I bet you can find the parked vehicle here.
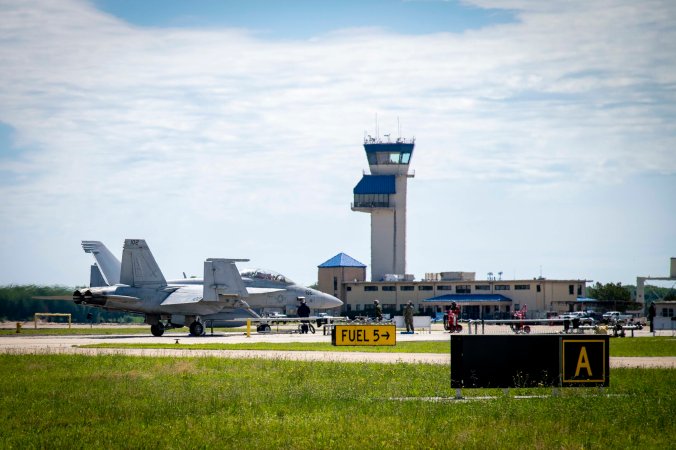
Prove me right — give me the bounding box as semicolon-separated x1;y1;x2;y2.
602;311;632;323
558;311;595;325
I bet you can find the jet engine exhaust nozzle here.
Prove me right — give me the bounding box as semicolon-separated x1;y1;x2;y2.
73;290;84;304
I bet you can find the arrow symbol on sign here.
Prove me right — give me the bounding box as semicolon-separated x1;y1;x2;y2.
382;331;390;340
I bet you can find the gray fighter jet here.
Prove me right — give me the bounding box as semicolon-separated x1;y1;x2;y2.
79;240;342;336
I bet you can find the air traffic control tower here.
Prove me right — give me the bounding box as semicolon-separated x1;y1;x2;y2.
352;135;415;281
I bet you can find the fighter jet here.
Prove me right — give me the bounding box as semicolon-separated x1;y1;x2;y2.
79;240;342;335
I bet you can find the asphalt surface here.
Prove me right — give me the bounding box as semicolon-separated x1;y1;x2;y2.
1;325;674;368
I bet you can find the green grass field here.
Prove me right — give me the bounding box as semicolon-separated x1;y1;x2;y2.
82;337;676;356
0;354;673;449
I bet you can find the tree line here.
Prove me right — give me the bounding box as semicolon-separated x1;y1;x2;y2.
0;285;140;323
586;282;676;312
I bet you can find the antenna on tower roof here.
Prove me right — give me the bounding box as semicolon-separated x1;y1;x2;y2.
397;116;401;140
375;112;379;140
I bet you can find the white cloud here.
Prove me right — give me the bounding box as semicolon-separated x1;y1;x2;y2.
0;0;674;286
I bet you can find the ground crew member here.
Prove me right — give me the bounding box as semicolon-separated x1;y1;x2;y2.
373;299;383;321
297;296;311;333
648;302;656;333
404;301;415;333
447;302;460;332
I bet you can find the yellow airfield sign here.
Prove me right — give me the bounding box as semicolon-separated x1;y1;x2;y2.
332;324;396;346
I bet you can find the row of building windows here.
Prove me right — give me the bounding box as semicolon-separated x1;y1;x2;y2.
357;283;580;295
362;284;541;292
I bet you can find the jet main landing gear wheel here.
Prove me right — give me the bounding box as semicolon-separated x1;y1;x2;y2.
189;321;205;336
150;323;165;337
256;324;271;333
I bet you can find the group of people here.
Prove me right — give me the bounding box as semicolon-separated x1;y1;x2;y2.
373;299;465;333
371;299;418;333
297;297;417;334
300;297;660;336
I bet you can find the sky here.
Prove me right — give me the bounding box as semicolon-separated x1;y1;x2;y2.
0;0;674;289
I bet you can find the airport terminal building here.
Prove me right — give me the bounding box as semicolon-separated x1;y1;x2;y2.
317;134;589;319
318;254;587;319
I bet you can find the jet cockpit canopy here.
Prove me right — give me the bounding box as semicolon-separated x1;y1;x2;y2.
240;268;293;285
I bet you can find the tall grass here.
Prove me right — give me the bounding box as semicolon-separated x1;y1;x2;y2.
0;354;673;449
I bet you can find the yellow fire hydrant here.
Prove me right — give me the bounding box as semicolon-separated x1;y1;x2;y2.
16;322;22;334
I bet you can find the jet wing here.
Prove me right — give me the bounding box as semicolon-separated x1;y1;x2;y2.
246;287;285;295
160;287;252;309
160;295;203;306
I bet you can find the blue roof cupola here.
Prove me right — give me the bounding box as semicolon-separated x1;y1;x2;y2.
318;253;367;268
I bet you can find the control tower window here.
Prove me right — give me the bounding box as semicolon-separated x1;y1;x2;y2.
368;152;412;165
354;193;390;208
376;153;391;165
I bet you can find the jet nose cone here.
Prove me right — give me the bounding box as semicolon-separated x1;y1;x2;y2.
305;288;342;309
320;292;343;308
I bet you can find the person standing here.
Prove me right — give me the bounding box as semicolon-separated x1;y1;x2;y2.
297;297;311;333
404;301;415;333
373;299;383;322
447;302;460;332
648;302;656;333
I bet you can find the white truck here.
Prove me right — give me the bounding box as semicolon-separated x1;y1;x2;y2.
602;311;633;323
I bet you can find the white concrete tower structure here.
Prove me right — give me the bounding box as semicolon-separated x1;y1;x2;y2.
352;135;415;281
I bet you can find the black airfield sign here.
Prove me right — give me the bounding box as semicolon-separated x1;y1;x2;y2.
451;335;609;388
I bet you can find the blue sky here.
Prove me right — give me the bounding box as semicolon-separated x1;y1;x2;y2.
0;0;674;289
93;0;516;36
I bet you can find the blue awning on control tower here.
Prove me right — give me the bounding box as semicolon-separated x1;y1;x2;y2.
353;175;395;194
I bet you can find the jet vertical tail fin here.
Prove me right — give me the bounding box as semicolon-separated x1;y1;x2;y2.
203;258;249;301
89;264;108;287
120;239;166;288
82;241;121;285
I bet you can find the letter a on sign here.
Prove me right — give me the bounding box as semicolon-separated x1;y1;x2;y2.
562;338;607;385
575;346;592;377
